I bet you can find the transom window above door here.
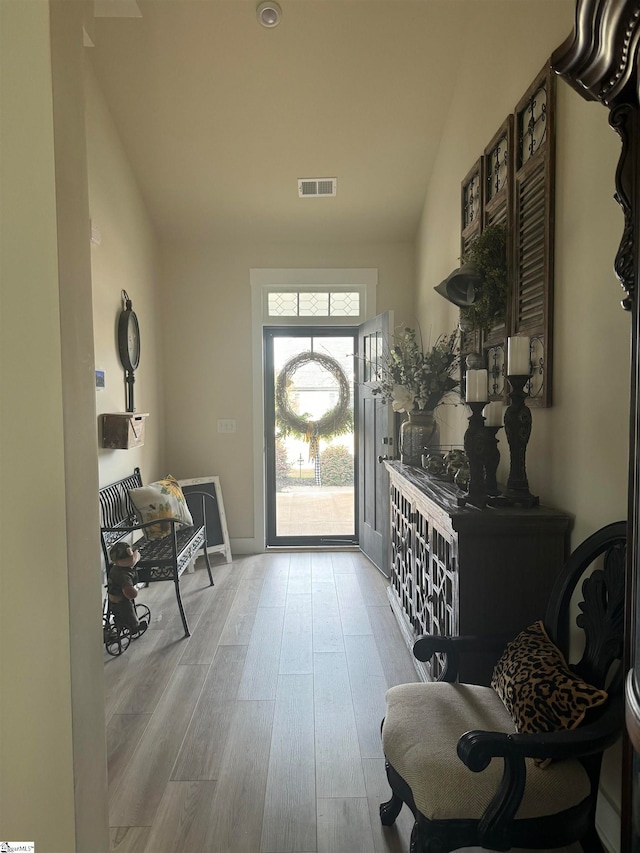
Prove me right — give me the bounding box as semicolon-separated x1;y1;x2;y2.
267;290;361;318
251;268;377;327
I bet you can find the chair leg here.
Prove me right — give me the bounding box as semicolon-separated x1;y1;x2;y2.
379;792;404;826
174;575;190;637
410;820;426;853
202;542;215;587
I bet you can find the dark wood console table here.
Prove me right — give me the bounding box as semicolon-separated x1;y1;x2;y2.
385;461;572;686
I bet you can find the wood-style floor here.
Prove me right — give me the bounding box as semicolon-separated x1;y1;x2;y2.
105;551;579;853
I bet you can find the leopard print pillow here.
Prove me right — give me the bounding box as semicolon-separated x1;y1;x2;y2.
491;621;608;762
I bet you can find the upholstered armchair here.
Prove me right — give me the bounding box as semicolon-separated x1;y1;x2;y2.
380;522;626;853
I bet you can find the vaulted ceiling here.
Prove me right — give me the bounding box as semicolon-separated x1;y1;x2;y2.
88;0;478;245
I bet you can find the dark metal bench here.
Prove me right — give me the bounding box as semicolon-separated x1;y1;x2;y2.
99;467;214;637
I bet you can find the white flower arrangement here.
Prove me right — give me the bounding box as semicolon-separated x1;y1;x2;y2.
373;326;460;413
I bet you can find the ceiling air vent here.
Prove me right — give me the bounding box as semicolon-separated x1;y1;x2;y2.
298;177;337;198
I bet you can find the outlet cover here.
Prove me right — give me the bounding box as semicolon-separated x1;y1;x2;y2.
217;419;236;433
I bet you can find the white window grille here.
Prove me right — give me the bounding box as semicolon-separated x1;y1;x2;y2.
251;269;376;327
266;290;360;318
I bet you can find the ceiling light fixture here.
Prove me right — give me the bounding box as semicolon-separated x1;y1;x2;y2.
257;1;281;28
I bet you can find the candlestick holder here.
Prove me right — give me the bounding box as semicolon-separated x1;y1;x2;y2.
501;374;539;507
483;425;502;497
457;401;487;509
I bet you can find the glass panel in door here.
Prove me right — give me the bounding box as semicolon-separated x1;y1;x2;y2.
265;328;356;546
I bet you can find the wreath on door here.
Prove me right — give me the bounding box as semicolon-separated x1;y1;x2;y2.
275;351;353;459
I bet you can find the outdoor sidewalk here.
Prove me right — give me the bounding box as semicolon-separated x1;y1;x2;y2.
276;486;355;536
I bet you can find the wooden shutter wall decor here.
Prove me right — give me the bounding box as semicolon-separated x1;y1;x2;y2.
460;63;556;408
460;158;483;364
513;66;556;407
484;116;513;399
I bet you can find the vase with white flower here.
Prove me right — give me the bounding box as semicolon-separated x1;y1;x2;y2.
372;326;461;465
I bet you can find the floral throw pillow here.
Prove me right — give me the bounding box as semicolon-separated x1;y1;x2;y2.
491;620;608;766
128;475;193;540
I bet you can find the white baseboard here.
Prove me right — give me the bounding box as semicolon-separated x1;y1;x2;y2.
596;788;620;853
230;537;262;555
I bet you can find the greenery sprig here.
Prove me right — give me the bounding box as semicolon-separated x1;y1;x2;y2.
461;223;508;332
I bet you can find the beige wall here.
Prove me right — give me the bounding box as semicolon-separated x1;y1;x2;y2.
86;62;165;488
159;241;414;542
0;3;75;846
1;1;109;850
413;1;628;843
537;83;627;541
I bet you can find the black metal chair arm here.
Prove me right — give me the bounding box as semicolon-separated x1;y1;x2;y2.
412;633;512;682
455;694;621;852
101;517;189;534
413;633;511;660
459;694;623;773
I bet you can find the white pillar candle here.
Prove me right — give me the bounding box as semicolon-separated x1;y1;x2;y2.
483;400;504;427
507;336;531;375
465;369;488;402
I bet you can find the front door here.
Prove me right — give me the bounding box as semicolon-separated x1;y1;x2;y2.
264;327;357;547
357;312;395;573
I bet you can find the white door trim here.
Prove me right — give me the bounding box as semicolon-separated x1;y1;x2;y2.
240;269;377;554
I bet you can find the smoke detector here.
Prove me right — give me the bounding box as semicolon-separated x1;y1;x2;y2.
298;177;337;198
257;1;281;28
